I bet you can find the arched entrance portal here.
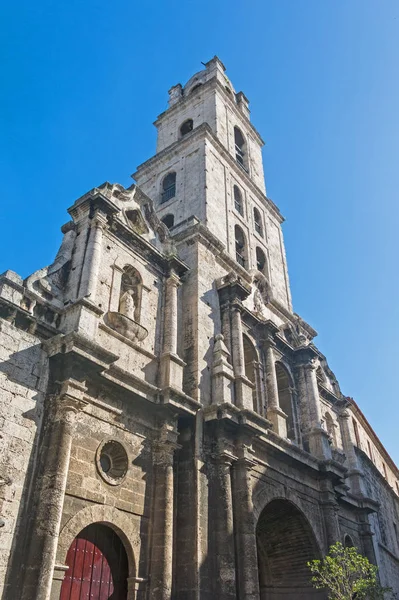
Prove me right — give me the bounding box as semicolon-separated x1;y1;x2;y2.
60;523;128;600
256;499;324;599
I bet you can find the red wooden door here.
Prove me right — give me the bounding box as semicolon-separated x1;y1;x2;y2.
60;524;128;600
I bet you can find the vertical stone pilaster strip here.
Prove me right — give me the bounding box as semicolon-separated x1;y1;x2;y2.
163;271;180;356
149;442;177;600
231;307;245;377
321;501;341;548
23;385;87;600
304;362;322;428
263;341;279;411
79;214;105;300
212;454;236;599
232;458;260;600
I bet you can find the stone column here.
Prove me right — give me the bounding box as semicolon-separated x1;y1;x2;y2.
231;306;245;377
23;380;87;600
296;357;331;459
162;270;180;355
149;437;179;600
359;517;377;565
160;271;185;389
320;484;341;548
232;457;260;600
78;212;106;301
263;339;287;438
212;453;236;599
339;409;365;495
220;301;232;356
231;306;254;410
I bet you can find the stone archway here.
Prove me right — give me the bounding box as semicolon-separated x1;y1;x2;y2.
60;523;128;600
256;499;325;599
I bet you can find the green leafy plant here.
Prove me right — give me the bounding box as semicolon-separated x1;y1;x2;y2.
307;542;396;600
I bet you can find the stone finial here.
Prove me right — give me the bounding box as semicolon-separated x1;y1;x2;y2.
236;91;250;120
168;84;183;107
213;334;232;369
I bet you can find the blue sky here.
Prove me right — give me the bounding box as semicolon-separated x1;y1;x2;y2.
1;1;399;463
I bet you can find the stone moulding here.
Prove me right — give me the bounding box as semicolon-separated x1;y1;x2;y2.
104;311;148;343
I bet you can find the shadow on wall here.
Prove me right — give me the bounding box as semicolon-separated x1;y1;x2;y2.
0;343;47;600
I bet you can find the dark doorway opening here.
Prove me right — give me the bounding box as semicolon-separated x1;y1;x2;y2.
257;499;324;599
60;523;128;600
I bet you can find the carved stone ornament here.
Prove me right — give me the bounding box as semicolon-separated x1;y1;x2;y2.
104;311;148;343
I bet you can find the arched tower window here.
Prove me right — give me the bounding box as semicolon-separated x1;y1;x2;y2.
234;126;247;171
253;207;263;236
325;412;337;447
256;247;267;275
180;119;193;136
161;214;174;229
119;265;142;323
161;172;176;203
275;362;296;441
233;185;244;216
344;534;354;548
243;335;258;413
234;225;247;268
190;83;202;94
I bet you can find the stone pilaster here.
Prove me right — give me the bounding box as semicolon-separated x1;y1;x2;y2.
23;380;87;600
160;271;185;389
78;212;107;301
263;337;287;438
295;352;331;459
231;306;254;410
149;429;179;600
359;516;377;565
211;452;236;599
339;409;366;495
320;484;341;548
232;455;260;600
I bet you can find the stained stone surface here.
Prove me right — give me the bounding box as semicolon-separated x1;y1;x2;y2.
0;57;398;600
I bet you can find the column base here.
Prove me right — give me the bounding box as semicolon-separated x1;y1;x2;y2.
267;406;288;438
160;352;186;389
306;427;332;460
235;375;255;411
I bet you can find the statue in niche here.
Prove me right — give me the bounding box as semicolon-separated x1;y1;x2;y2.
119;288;136;320
119;266;142;323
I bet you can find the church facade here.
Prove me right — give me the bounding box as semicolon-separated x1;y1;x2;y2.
0;57;398;600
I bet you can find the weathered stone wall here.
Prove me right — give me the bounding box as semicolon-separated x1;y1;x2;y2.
359;451;399;591
0;319;48;598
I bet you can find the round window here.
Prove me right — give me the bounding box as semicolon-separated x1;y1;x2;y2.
96;440;128;485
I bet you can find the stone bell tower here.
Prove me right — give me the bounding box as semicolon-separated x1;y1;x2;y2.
134;56;292;314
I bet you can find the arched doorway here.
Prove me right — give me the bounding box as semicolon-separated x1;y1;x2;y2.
256;499;324;599
60;523;128;600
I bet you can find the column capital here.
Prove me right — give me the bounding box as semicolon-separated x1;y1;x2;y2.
166;269;181;287
212;451;237;467
53;379;88;423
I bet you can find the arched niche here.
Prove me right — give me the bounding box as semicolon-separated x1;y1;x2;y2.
256;499;323;599
275;362;296;442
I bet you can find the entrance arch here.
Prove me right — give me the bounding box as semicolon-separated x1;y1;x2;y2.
60;523;128;600
256;499;324;599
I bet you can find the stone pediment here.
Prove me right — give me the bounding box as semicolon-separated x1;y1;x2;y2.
97;182;173;253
